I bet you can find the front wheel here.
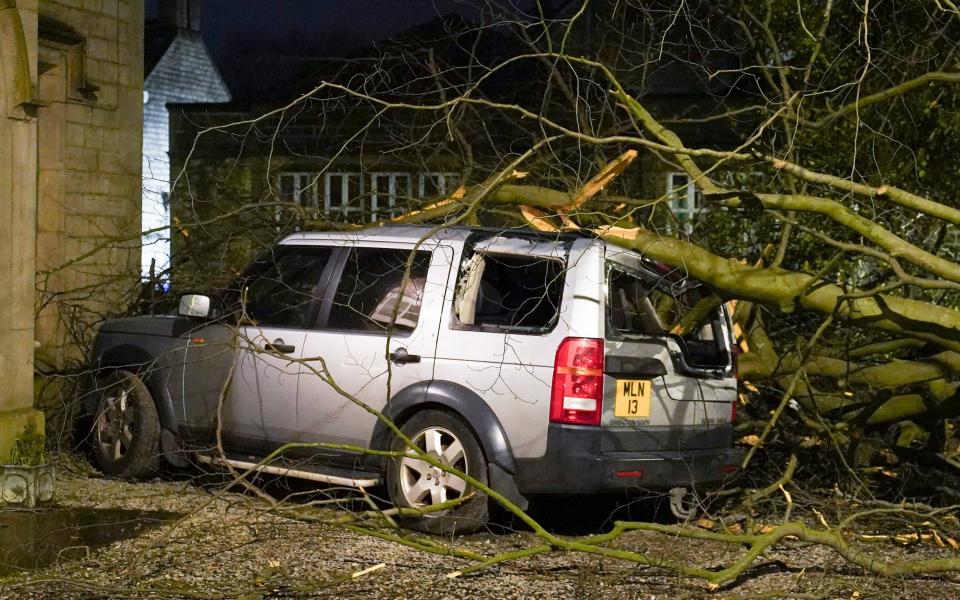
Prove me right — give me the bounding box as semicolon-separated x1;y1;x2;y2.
91;370;161;478
386;410;489;534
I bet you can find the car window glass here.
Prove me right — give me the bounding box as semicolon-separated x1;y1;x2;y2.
243;247;332;328
454;252;564;331
607;265;729;367
607;268;667;335
328;248;431;333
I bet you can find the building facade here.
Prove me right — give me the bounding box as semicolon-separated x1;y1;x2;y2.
162;8;751;291
0;0;143;460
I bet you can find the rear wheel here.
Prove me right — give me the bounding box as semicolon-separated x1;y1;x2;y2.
91;370;161;478
386;410;489;534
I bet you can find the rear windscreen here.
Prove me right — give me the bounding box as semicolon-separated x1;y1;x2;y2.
607;264;730;369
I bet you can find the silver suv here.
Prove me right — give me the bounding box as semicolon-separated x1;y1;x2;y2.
87;226;741;532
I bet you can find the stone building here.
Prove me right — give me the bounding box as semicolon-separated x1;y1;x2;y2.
163;9;750;289
142;0;229;280
0;0;143;461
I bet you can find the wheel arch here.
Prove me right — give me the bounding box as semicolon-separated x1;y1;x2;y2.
90;345;177;433
369;380;517;474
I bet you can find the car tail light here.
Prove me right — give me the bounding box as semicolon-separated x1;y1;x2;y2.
550;337;604;426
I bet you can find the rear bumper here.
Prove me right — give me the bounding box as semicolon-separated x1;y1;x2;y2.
513;424;743;494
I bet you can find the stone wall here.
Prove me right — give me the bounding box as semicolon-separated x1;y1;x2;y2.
33;0;144;370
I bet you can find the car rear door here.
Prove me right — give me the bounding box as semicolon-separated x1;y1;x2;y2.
602;252;737;452
296;241;454;451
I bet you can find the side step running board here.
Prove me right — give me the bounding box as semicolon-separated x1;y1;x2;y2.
196;454;380;488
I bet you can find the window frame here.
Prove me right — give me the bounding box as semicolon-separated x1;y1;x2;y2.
275;172;320;212
665;172;701;234
230;244;340;331
369;172;412;221
274;170;463;222
317;244;434;338
447;244;568;336
323;172;365;220
417;172;461;198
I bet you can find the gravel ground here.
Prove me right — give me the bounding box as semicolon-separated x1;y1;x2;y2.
1;459;959;599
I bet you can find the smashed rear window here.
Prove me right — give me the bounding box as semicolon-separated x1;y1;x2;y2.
453;238;566;333
607;263;730;369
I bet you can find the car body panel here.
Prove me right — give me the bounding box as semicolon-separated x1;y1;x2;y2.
296;240;455;450
88;225;740;497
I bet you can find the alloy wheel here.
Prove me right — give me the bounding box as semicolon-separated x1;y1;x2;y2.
96;385;136;462
398;426;469;507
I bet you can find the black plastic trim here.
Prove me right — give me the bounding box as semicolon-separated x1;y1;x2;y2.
94;345;178;433
309;246;348;329
605;355;668;377
514;423;743;494
368;380;517;474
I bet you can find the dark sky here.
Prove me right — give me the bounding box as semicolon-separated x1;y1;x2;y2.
146;1;489;62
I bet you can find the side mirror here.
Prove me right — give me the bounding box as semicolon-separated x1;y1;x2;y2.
178;294;212;318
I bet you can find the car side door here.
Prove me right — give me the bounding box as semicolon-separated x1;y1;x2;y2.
296;242;453;453
224;245;337;453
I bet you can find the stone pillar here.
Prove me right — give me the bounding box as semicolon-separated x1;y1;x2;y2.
0;0;44;463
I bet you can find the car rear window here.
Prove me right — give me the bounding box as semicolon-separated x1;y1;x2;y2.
453;251;565;333
607;263;730;369
328;248;431;334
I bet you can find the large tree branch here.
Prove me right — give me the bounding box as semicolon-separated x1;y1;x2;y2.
766;155;960;226
815;71;960;126
717;192;960;284
595;225;960;352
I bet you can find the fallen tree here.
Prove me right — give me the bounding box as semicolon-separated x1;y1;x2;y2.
36;1;960;593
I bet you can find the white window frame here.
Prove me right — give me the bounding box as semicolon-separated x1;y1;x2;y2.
276;172;320;211
324;172;365;219
277;170;464;222
369;172;412;221
417;172;461;198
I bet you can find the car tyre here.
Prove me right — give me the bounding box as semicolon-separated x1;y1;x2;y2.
386;410;489;534
91;370;161;478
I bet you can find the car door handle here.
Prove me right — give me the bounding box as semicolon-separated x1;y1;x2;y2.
263;339;296;354
389;347;420;365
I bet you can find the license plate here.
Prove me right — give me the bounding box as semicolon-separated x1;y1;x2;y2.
614;379;652;418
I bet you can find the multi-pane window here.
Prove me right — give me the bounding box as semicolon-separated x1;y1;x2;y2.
276;172;320;211
275;170;461;223
418;172;461;198
324;172;364;220
666;172;701;233
370;173;411;221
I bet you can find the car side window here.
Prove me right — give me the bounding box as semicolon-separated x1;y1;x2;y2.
327;247;431;334
453;252;565;332
243;247;333;328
